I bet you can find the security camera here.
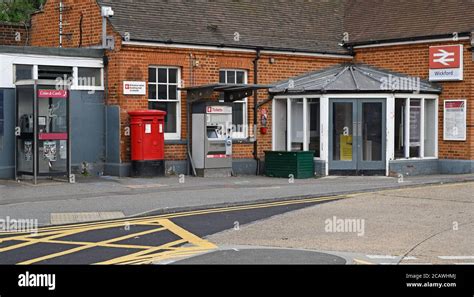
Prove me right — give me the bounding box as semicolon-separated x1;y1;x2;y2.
101;6;114;18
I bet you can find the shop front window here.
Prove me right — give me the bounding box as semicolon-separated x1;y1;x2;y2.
273;97;320;157
394;98;437;159
148;66;180;139
308;98;320;158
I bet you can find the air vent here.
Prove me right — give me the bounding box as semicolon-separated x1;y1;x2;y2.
38;65;73;80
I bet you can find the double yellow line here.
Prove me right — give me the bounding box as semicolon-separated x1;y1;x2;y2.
0;195;349;265
3;194;349;235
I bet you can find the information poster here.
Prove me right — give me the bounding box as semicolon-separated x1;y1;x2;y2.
409;104;421;146
24;141;32;161
43;141;57;162
340;135;353;161
444;100;466;141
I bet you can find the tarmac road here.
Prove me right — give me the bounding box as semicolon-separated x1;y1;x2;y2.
0;195;347;265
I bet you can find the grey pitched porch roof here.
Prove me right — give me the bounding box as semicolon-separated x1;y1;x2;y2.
269;63;442;95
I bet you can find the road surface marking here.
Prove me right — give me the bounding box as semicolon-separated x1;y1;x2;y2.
96;219;217;265
401;256;418;260
366;255;397;259
0;195;347;234
438;256;474;260
353;258;374;265
18;227;167;264
0;195;347;265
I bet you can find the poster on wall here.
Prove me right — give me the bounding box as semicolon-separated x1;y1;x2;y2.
444;100;466;141
43;141;57;162
340;135;352;161
409;103;421;146
24;141;32;161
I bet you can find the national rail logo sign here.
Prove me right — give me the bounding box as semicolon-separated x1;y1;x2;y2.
429;45;463;81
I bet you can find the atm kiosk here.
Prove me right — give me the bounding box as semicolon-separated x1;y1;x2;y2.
15;81;71;184
192;102;232;177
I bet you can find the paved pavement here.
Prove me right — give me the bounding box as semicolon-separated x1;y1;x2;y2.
0;196;342;264
1;173;474;226
208;182;474;265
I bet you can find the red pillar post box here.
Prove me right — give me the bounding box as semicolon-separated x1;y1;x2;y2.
128;110;167;177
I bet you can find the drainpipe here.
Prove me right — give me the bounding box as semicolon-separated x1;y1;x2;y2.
186;53;195;176
253;48;261;175
103;54;109;176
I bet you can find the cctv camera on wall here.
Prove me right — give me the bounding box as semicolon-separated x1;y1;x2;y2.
101;6;114;18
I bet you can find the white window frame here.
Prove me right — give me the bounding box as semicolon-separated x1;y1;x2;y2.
394;95;438;160
148;66;181;140
13;64;104;91
73;67;104;91
271;96;322;159
219;69;248;139
13;64;34;82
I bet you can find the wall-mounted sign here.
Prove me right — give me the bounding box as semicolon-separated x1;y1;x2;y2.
444;99;466;141
123;81;146;95
206;106;232;114
429;45;463;81
38;89;68;98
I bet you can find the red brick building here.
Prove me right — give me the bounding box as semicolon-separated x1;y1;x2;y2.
4;0;473;177
0;21;29;46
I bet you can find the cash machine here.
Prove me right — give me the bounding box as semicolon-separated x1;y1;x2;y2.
192;102;232;177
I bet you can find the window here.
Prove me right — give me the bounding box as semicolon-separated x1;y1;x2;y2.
273;97;320;157
38;65;73;80
148;67;180;139
394;98;437;159
219;69;247;138
308;98;320;157
77;67;102;87
424;99;437;157
14;65;33;82
409;99;421;158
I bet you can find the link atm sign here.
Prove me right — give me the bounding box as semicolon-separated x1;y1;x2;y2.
429;45;463;81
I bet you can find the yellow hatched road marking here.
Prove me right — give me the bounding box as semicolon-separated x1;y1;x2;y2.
17;227;167;265
0;195;347;265
96;220;217;265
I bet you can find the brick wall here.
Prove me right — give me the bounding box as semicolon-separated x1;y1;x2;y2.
29;0;118;48
0;22;29;46
354;40;474;160
112;44;349;162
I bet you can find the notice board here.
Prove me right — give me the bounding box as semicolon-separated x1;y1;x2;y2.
444;100;466;141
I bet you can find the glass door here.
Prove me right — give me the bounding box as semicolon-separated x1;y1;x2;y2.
357;100;385;171
16;85;36;177
329;99;386;174
329;100;357;171
37;87;69;176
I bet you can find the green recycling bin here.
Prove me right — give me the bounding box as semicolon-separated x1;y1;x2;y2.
264;151;315;179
